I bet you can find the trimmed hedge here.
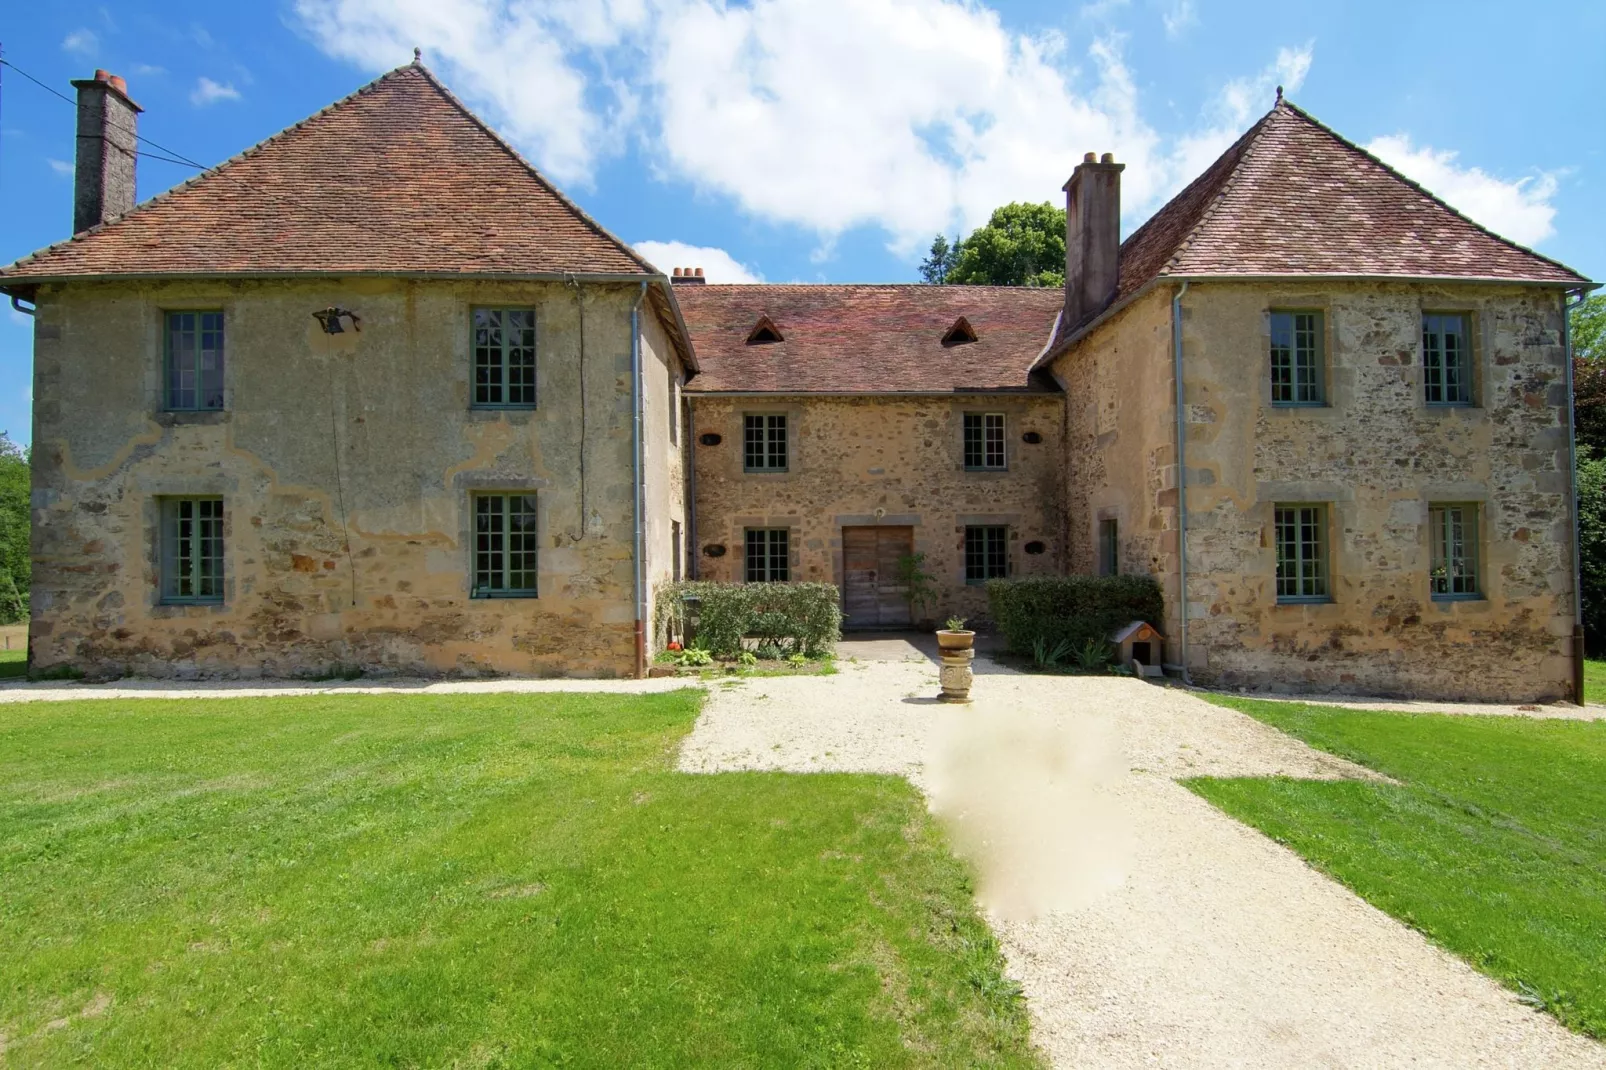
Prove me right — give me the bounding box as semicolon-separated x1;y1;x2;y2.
986;575;1166;656
655;581;842;657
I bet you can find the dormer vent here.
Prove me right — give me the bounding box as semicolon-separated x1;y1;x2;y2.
941;316;977;347
746;314;783;345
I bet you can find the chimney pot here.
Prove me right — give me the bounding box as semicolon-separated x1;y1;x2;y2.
1100;152;1114;164
70;70;143;234
673;267;682;276
694;267;704;278
1083;151;1097;163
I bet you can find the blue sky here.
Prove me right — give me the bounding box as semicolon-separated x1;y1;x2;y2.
2;1;1602;446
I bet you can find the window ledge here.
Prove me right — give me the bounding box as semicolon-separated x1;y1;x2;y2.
1268;402;1330;410
151;600;226;616
1275;596;1333;606
472;591;539;600
742;469;790;476
156;409;229;426
962;466;1010;473
1430;593;1485;603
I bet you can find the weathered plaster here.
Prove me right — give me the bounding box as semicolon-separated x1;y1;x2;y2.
31;277;647;678
687;394;1064;626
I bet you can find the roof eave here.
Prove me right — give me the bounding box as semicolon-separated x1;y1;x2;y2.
1035;271;1600;369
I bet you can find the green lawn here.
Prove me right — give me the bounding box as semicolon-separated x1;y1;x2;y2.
1188;697;1606;1039
0;691;1038;1067
1585;659;1606;705
0;646;25;679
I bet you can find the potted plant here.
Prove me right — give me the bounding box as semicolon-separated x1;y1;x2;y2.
936;616;974;651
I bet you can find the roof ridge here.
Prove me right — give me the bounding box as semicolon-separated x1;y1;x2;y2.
405;64;658;276
1275;99;1590;285
2;64;418;276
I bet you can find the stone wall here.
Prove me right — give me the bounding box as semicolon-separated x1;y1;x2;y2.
687;393;1064;627
1172;281;1575;701
1049;289;1181;656
29;277;660;679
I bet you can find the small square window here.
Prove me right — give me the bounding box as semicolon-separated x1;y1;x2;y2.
1269;310;1324;405
743;414;788;472
963;413;1006;469
165;311;225;411
1098;518;1119;577
965;525;1008;582
1274;504;1330;602
472;308;538;408
1429;503;1480;599
1423;313;1472;406
745;528;789;582
473;493;539;597
161;497;225;603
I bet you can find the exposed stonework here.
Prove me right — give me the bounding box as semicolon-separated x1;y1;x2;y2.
688;395;1064;624
29;278;681;679
1056;280;1578;703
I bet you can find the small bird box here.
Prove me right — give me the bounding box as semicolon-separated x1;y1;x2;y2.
1110;620;1165;677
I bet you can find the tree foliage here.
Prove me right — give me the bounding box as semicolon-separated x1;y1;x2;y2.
1578;447;1606;655
0;433;29;623
927;202;1067;288
1574;295;1606;458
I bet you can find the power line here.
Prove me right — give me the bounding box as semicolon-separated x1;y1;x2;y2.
0;56;206;169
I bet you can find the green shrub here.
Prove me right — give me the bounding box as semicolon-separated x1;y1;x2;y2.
655;581;842;657
987;575;1165;657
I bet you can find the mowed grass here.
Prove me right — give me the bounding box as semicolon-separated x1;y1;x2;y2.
1187;697;1606;1039
0;691;1038;1068
0;647;25;679
1585;659;1606;705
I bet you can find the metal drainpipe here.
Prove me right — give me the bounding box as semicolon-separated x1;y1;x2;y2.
1172;280;1191;684
1564;288;1587;702
631;282;648;679
686;401;698;580
10;295;36;316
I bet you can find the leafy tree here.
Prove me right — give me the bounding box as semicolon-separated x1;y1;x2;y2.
1573;294;1606;460
944;202;1066;288
0;433;28;623
918;234;957;284
1578;446;1606;654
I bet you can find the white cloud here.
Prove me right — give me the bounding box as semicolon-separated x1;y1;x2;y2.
282;3;1336;255
1162;0;1197;38
1365;134;1558;247
47;158;73;178
132;63;168;77
190;77;241;106
633;241;763;283
62;29;99;55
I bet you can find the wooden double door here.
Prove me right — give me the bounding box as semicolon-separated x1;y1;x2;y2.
841;526;913;629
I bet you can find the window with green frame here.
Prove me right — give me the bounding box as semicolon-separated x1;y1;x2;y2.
1269;310;1323;405
1423;312;1472;406
1429;503;1480;599
964;525;1008;582
745;528;789;582
1274;504;1330;602
161;497;225;604
743;414;788;472
473;493;539;597
472;308;537;407
963;412;1006;469
165;311;225;411
1098;517;1119;576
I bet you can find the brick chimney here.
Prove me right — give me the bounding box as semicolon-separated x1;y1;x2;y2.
1063;151;1124;329
671;267;706;285
70;69;142;234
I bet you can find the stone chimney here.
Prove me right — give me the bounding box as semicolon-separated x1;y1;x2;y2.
671;266;706;285
70;69;142;234
1063;151;1124;329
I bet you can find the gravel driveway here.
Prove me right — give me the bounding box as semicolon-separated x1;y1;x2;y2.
680;639;1606;1068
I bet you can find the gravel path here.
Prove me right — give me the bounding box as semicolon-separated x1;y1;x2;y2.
681;650;1606;1068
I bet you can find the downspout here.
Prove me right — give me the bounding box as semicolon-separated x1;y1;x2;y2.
687;401;699;580
10;295;36;316
1171;281;1192;684
631;282;648;678
1564;288;1586;702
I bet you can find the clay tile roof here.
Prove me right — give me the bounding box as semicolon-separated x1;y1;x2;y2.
1078;97;1592;341
0;63;654;283
678;284;1063;394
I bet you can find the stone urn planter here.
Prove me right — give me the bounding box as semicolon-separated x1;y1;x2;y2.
936;628;975;651
935;620;975;701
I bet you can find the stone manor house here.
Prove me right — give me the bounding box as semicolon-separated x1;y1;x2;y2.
2;61;1595;701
